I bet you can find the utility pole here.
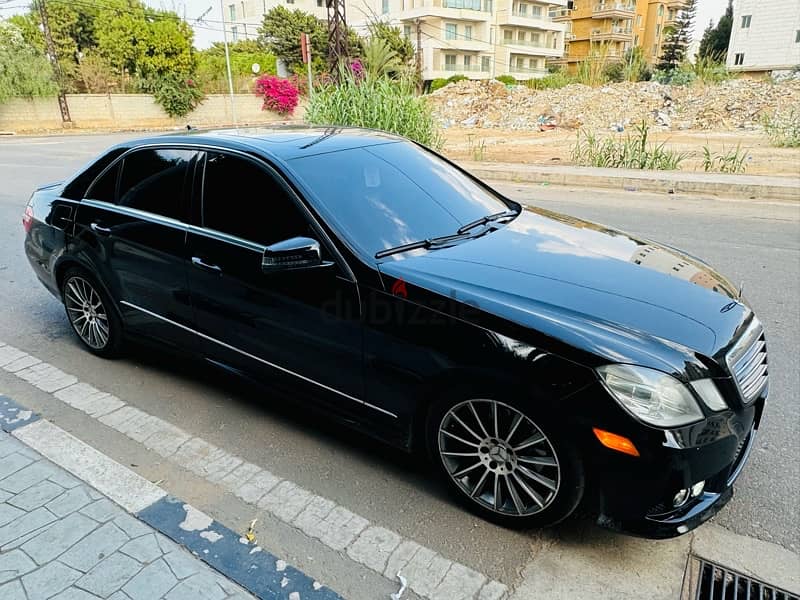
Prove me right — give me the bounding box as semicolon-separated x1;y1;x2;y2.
415;18;422;93
325;0;348;79
219;0;238;126
36;0;71;125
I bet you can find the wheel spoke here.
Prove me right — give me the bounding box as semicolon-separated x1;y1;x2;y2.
493;473;502;510
467;401;490;439
505;412;523;445
470;468;490;497
492;401;499;438
66;306;84;313
441;429;480;448
514;433;546;452
505;474;525;515
517;464;558;491
450;412;483;442
78;318;90;338
452;461;484;478
442;451;480;457
512;472;545;507
66;281;84;305
517;455;557;468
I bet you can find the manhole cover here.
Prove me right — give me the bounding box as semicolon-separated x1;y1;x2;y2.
681;555;799;600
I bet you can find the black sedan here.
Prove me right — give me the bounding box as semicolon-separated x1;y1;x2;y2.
23;127;767;538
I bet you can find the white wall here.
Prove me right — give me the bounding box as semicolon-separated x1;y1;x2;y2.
726;0;800;72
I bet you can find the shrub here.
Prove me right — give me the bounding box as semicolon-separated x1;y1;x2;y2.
429;74;468;92
571;122;689;170
494;74;516;86
692;56;730;84
305;70;443;150
254;75;300;115
762;108;800;147
526;71;571;90
141;74;205;118
702;143;749;173
653;68;696;86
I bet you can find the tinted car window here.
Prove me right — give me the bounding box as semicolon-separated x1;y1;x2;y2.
288;142;511;258
202;153;310;246
85;162;119;203
117;149;194;220
68;148;126;201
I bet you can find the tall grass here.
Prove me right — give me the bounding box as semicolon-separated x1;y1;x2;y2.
702;143;749;173
762;108;800;147
572;122;689;170
692;56;731;84
305;70;443;150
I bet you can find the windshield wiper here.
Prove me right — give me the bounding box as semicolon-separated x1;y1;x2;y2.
457;209;519;235
375;232;474;259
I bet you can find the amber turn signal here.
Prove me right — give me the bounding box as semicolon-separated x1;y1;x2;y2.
593;428;640;457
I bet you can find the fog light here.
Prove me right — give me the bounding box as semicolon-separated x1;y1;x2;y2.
673;488;690;507
691;481;706;497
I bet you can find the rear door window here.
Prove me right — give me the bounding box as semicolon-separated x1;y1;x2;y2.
85;163;119;203
116;149;196;221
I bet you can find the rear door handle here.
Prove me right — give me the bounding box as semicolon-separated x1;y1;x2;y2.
90;222;111;236
191;256;222;274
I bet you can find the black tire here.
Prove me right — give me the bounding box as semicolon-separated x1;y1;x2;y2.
61;267;123;358
426;387;584;529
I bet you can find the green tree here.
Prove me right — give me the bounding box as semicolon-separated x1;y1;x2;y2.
367;21;414;65
658;0;696;71
258;6;329;73
196;40;277;93
698;0;732;59
0;21;57;102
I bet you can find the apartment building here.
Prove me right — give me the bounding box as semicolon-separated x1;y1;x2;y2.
224;0;330;42
548;0;687;70
726;0;800;76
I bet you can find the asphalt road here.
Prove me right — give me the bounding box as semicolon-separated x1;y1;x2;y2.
0;133;797;589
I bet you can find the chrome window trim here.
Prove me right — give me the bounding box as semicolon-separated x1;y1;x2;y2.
120;300;397;419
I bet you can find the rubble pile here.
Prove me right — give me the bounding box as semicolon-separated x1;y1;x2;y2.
428;78;800;131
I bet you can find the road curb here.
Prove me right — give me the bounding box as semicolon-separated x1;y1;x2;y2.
1;394;342;600
458;162;800;201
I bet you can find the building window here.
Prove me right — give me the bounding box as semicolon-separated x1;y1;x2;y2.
445;23;457;40
382;0;389;13
445;54;456;69
240;1;245;17
483;0;492;11
317;0;324;5
634;34;639;45
655;24;661;37
657;4;663;16
652;43;657;56
517;3;527;16
287;0;294;3
531;5;541;17
231;25;238;42
518;30;526;42
734;52;744;65
636;14;642;27
464;25;473;40
531;32;540;44
404;24;412;38
741;15;751;28
464;55;471;68
481;56;490;71
516;56;524;69
796;30;800;43
228;3;235;20
529;58;537;70
504;29;513;42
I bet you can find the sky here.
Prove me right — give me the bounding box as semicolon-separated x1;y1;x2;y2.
1;0;732;50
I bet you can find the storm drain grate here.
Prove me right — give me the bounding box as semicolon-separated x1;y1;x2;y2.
682;556;799;600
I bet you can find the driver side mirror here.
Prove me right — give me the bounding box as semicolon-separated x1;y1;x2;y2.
262;237;330;273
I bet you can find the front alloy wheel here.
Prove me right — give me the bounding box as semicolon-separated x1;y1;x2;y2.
429;395;583;528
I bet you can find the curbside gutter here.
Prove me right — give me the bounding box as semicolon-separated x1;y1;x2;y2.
458;162;800;202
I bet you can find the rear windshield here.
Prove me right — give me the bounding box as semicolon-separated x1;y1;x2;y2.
63;147;128;200
288;142;510;259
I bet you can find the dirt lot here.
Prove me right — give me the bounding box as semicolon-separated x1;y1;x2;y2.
441;127;800;177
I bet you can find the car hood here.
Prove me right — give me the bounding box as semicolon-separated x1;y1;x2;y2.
377;206;750;372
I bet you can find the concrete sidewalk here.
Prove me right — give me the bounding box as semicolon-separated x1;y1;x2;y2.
0;428;256;600
459;161;800;201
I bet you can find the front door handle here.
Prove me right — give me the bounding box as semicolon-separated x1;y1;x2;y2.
191;256;222;274
90;222;111;236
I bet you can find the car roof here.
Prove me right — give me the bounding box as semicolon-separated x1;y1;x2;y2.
118;126;406;161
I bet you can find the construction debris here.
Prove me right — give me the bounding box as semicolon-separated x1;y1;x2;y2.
429;78;800;132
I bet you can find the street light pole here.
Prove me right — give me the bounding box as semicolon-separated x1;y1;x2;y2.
220;0;238;127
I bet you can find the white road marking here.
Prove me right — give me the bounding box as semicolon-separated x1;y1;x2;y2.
0;341;509;599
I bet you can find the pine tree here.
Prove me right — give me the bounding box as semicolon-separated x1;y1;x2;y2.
658;0;697;71
698;0;733;60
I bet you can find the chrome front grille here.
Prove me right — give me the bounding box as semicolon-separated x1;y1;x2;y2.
726;319;768;404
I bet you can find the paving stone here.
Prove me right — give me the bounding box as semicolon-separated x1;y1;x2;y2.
0;507;57;547
122;558;178;600
120;533;163;564
46;487;94;518
0;502;24;527
201;452;243;485
51;587;105;600
115;412;164;444
313;506;369;552
0;489;10;503
1;521;56;552
142;422;190;458
172;438;228;478
15;363;77;393
54;383;125;419
97;406;142;431
0;452;33;480
293;496;336;537
48;470;82;489
219;462;260;492
9;480;64;511
0;346;27;367
4;354;41;372
403;548;453;598
347;526;402;574
0;580;26;600
113;514;151;539
478;581;509;600
80;499;120;523
108;592;134;600
23;512;99;565
233;470;281;505
76;552;143;598
21;561;82;600
431;563;487;600
258;481;313;522
60;522;129;572
1;461;59;494
0;548;37;584
384;539;422;579
0;435;25;458
164;572;226;600
162;549;203;581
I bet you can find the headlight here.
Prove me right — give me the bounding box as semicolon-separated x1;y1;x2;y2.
690;379;728;412
597;365;704;428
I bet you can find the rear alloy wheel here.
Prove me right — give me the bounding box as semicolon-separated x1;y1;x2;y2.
429;397;583;528
62;268;122;357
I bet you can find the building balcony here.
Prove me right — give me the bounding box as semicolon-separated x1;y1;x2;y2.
399;0;492;21
497;12;566;31
666;0;688;9
442;63;491;72
548;7;572;21
500;40;564;57
564;31;576;40
590;26;633;41
435;38;490;51
591;3;636;19
508;67;549;79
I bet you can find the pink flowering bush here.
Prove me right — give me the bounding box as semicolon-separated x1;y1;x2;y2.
254;75;299;115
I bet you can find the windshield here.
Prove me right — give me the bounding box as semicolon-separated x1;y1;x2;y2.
288;142;513;259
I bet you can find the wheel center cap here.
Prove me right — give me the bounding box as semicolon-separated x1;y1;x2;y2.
489;446;508;461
